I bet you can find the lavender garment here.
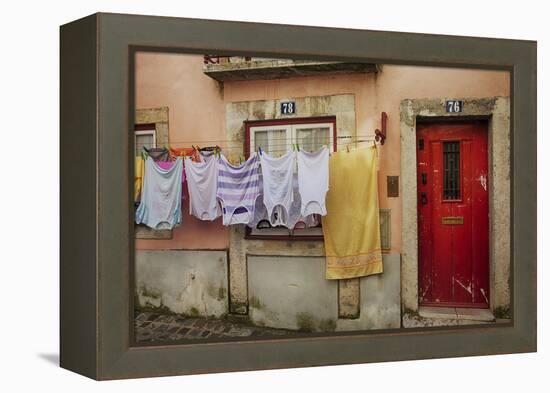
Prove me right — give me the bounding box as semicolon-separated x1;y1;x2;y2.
216;154;261;225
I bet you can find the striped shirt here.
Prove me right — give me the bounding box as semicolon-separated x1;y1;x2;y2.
216;153;261;225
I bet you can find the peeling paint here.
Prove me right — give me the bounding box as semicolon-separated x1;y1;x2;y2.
480;288;489;304
454;278;473;295
478;174;488;191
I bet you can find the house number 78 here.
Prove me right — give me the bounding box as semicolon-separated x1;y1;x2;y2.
281;101;296;115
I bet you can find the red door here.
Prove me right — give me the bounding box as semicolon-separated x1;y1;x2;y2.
417;121;489;308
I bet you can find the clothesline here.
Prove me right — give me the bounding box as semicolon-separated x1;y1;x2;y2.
166;140;378;149
158;135;379;145
159;143;377;155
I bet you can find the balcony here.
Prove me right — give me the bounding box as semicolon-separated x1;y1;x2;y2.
203;56;379;82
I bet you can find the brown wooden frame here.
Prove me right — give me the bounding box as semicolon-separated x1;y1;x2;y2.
60;12;537;380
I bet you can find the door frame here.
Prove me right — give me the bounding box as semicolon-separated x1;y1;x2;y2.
400;97;510;313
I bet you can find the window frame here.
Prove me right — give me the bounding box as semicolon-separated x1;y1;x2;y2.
134;123;157;157
244;116;337;241
441;139;463;203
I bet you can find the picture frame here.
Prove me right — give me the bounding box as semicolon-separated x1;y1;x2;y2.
60;12;536;380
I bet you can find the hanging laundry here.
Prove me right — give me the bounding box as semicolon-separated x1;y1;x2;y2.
297;146;329;216
143;146;170;162
185;156;221;221
217;153;261;225
199;149;217;162
156;160;186;200
247;172;269;229
134;156;145;203
248;169;320;230
135;157;184;230
321;147;383;279
280;174;318;230
259;150;296;226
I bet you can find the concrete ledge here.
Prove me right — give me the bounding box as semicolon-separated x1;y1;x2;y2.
404;306;496;328
455;307;495;322
419;306;457;320
204;60;378;82
135;225;173;239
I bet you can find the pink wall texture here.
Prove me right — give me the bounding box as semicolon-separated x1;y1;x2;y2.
134;53;509;252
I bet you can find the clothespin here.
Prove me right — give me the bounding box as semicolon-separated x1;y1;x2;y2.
258;146;263;156
346;144;350;153
296;143;300;152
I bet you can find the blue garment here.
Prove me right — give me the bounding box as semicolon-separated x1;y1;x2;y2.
135;157;183;230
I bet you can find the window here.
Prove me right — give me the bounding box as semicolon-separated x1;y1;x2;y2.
443;141;460;200
245;117;336;240
135;124;157;157
250;125;291;157
248;121;335;156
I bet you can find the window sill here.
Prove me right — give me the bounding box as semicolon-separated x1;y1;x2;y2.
135;225;173;240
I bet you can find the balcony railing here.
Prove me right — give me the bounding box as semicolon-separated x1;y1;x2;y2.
203;55;252;64
203;56;379;82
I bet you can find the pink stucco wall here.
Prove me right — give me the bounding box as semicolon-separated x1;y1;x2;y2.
135;52;228;250
134;53;509;252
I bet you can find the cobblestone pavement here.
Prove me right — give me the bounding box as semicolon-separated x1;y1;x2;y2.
135;312;297;343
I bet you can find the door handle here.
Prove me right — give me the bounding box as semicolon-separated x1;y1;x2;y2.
420;192;428;205
422;173;427;185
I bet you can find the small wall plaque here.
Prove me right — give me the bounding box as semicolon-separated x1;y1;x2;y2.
280;101;296;115
445;99;464;113
387;176;399;197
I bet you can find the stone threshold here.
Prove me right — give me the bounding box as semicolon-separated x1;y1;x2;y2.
419;306;495;322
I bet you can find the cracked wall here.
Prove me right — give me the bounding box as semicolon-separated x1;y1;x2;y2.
136;250;229;317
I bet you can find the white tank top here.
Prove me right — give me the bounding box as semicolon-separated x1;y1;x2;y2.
184;156;221;221
259;151;296;226
135;157;184;230
296;146;329;216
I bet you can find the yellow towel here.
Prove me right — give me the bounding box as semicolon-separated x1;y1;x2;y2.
134;156;144;202
322;146;383;279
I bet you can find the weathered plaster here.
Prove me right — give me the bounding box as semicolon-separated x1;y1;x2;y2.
225;94;356;161
400;97;510;312
228;224;326;314
337;254;401;331
136;250;229;317
248;256;338;332
338;279;360;318
247;254;401;331
135;106;169;147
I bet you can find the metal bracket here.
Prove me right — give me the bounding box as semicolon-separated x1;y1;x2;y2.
375;111;388;145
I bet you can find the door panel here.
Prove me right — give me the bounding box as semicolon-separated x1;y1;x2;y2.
417;121;489;308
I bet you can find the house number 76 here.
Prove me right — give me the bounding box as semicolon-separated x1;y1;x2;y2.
445;100;464;113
